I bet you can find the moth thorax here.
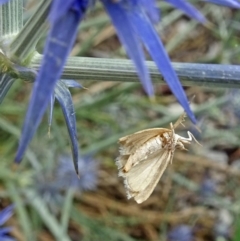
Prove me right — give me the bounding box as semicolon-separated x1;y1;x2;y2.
132;136;163;162
162;132;173;145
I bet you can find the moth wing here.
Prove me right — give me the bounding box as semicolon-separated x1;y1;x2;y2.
134;151;173;203
122;149;172;203
119;128;169;155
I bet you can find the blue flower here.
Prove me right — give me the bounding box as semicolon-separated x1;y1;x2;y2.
200;177;217;197
35;154;98;203
56;154;98;191
35;154;98;213
0;205;15;241
15;0;91;172
168;225;194;241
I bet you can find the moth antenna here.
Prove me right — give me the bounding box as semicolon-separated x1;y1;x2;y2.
173;112;186;129
170;122;175;138
173;95;196;129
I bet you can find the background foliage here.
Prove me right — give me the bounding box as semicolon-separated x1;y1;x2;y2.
1;1;240;240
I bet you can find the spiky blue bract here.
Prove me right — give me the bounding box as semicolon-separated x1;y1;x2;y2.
54;80;81;174
0;0;10;5
205;0;240;8
129;8;197;123
0;205;13;226
0;205;15;241
15;0;90;171
102;0;196;123
140;0;159;24
166;0;206;23
48;80;83;173
101;0;154;96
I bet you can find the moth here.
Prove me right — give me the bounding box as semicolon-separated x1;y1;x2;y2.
116;113;200;204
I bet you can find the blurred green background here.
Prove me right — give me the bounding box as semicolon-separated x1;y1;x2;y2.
1;1;240;240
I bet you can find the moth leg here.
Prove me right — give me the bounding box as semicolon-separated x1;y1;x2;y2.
180;131;202;146
187;131;202;146
169;151;174;164
176;142;188;151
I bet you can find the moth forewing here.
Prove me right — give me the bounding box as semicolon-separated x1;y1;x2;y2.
118;128;169;155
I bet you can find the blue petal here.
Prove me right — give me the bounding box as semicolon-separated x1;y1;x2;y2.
49;0;75;23
0;227;12;235
101;0;154;96
0;205;14;226
54;80;79;174
62;79;83;88
205;0;240;8
129;8;196;123
0;227;15;241
165;0;206;23
49;0;91;24
140;0;160;23
0;0;10;5
15;4;86;163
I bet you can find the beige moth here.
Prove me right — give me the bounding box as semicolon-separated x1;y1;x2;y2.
116;113;200;204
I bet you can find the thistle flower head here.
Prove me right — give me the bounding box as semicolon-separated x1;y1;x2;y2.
168;225;194;241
